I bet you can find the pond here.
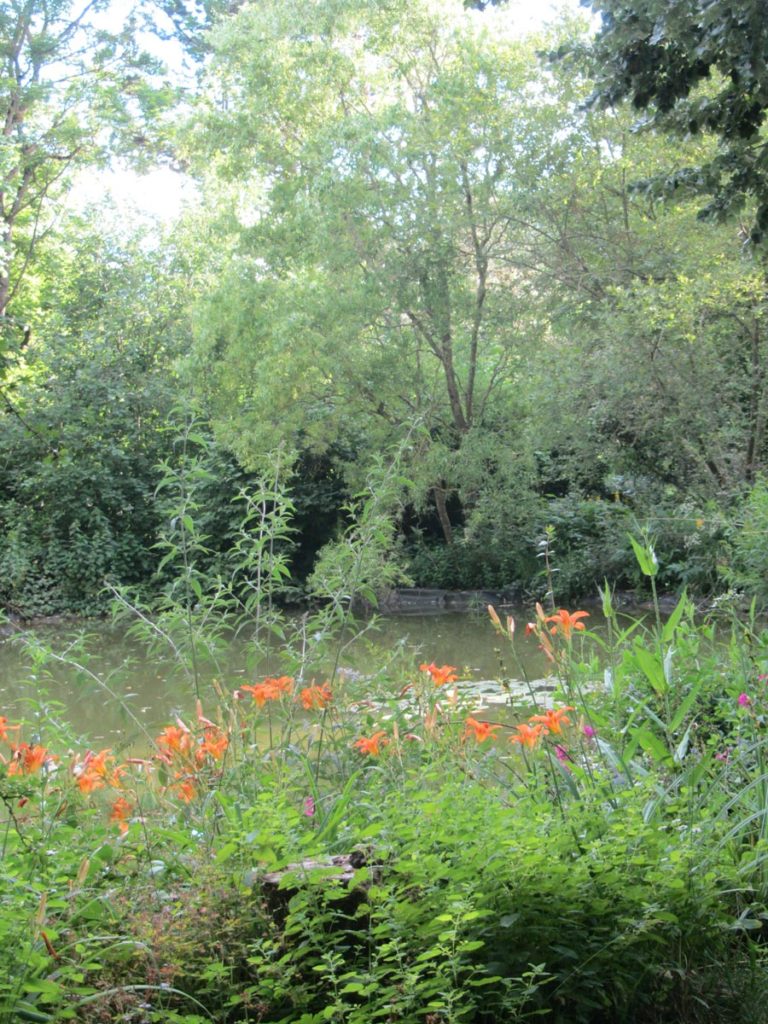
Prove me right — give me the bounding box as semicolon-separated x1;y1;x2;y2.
0;602;621;747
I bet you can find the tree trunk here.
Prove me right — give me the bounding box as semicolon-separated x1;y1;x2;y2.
433;483;453;545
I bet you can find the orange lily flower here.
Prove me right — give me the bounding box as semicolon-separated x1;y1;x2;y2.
196;728;229;763
173;776;197;803
529;706;575;735
299;683;332;710
353;731;388;757
510;723;545;749
156;724;192;758
8;743;53;775
419;663;459;686
109;796;133;834
73;749;124;793
545;609;589;638
240;676;294;707
463;717;501;743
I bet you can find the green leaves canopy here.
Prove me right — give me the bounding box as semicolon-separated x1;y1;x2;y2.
188;0;584;537
0;0;176;350
583;0;768;240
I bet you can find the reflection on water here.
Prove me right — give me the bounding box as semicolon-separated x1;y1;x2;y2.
0;605;611;746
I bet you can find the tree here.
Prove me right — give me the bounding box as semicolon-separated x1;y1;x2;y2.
152;0;241;60
0;216;189;614
187;0;580;545
0;0;176;352
581;0;768;241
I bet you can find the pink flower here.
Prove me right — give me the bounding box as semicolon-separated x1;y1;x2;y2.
582;724;597;739
738;693;751;707
303;796;315;818
715;749;731;762
554;744;570;763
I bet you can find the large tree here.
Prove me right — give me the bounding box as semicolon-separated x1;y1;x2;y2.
187;0;586;543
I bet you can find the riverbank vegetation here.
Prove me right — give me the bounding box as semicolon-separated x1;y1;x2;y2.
4;538;768;1022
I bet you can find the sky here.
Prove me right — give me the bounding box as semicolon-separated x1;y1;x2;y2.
72;0;589;227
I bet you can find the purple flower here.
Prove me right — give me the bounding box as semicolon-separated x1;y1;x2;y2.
303;796;316;818
582;724;597;739
555;744;569;763
715;749;731;762
738;693;751;708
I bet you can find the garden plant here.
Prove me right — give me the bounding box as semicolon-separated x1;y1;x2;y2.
3;535;768;1023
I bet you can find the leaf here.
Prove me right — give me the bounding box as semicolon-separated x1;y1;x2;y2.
632;643;668;695
315;770;363;843
628;533;659;577
662;592;688;642
634;727;672;764
215;842;238;863
669;679;704;732
600;581;614;619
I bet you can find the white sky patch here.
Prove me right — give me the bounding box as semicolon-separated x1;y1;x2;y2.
71;165;198;227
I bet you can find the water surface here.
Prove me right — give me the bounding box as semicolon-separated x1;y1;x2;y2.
0;605;612;746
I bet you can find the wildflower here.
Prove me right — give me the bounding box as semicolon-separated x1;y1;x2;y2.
156;724;192;758
545;609;589;638
582;723;597;739
173;776;197;803
109;796;133;834
195;700;217;729
196;728;229;763
463;717;501;743
303;796;316;818
738;693;751;708
419;663;459;686
423;706;440;736
240;676;294;707
510;723;545;749
299;683;332;711
72;747;115;793
354;731;388;757
530;706;574;735
554;744;570;763
715;749;731;763
8;743;53;776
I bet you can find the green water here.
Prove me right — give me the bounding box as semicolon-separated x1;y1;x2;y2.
0;606;610;746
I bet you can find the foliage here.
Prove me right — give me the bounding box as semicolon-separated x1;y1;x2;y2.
0;226;187;615
581;0;768;241
725;477;768;605
187;0;568;545
0;0;176;351
6;0;768;612
3;544;768;1021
